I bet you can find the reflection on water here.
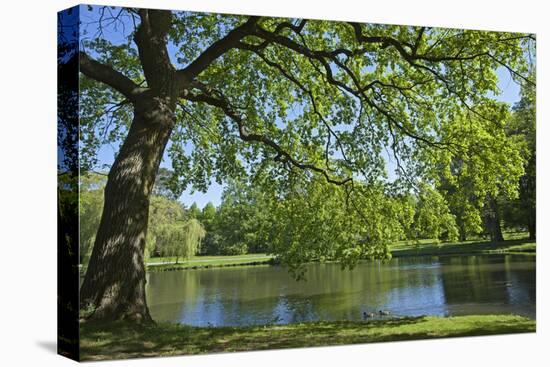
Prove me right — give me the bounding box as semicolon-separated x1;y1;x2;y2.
146;255;535;326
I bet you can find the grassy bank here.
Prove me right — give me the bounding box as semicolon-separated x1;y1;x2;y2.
390;239;535;258
144;237;535;273
80;314;535;361
146;253;274;272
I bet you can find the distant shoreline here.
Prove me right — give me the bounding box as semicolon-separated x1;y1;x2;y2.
144;238;535;273
78;238;535;275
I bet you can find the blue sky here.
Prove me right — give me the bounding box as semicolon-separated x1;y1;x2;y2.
84;6;522;208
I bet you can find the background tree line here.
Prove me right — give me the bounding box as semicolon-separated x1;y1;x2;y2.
80;78;535;267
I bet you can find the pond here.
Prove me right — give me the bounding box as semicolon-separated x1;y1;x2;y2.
146;254;536;326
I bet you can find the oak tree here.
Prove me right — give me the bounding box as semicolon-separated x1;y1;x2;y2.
63;6;534;322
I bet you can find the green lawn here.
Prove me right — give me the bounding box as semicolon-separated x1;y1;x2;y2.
147;253;274;270
390;238;535;258
80;314;535;361
144;235;535;273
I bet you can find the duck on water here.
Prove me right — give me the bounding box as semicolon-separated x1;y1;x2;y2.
363;310;391;319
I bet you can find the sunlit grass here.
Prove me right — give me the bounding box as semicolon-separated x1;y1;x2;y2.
146;253;274;271
80;314;535;361
148;253;272;265
390;232;535;258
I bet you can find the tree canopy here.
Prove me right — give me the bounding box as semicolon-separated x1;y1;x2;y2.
78;7;534;267
67;5;535;322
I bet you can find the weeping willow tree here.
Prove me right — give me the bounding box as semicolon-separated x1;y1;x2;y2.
156;219;206;264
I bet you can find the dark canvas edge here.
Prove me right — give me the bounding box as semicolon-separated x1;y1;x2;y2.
57;4;81;362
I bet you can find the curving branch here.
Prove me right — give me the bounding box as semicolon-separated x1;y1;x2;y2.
178;16;260;82
245;25;455;151
487;53;536;86
349;23;484;63
79;51;146;99
236;42;353;169
348;22;535;86
183;83;353;186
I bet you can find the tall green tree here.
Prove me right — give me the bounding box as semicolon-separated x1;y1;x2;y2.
213;181;273;255
434;103;528;243
187;202;202;219
408;184;459;242
438;173;483;241
74;6;534;322
502;76;536;238
200;202;217;225
197;202;220;255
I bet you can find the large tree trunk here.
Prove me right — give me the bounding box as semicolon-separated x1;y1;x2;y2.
523;159;536;241
458;220;467;242
485;196;504;244
527;213;536;240
80;97;174;323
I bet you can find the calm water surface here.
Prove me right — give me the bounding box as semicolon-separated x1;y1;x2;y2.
146;254;535;326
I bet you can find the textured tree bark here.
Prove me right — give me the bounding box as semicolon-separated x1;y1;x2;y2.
485;196;504;244
80;97;174;323
458;223;467;242
527;215;536;240
521;157;536;241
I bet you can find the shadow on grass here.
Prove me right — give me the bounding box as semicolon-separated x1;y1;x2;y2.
80;315;535;361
